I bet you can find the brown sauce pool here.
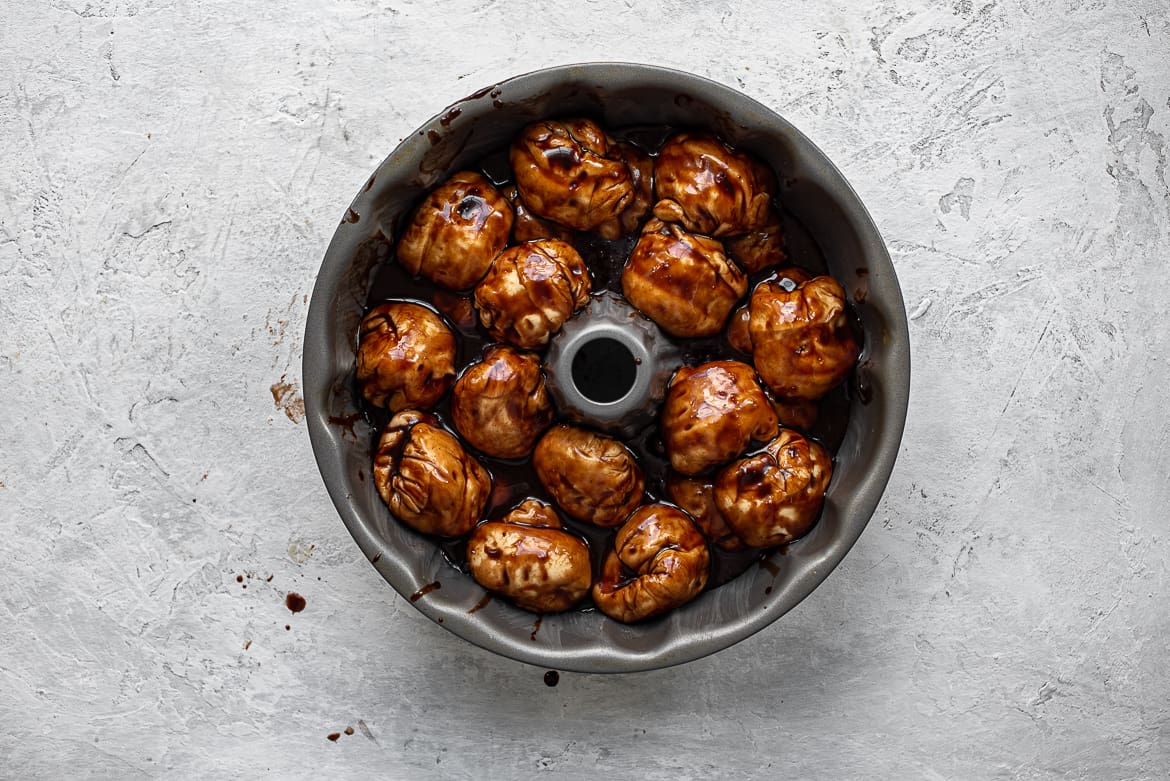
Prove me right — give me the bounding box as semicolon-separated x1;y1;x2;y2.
353;124;862;612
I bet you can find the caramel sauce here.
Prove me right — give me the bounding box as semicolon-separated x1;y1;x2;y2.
356;124;863;616
409;581;442;602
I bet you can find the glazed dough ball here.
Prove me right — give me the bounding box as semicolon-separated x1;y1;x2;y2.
652;133;775;237
723;208;786;274
729;268;812;354
467;499;592;613
451;344;554;459
622;219;747;338
727;303;753;356
667;474;746;551
661;360;779;476
503;184;574;244
727;302;753;355
396;171;513;290
703;315;822;428
592;503;710;623
748;275;859;400
533;424;644;527
430;289;478;332
356;302;456;411
595;141;654;240
510;118;634;231
372;411;491;538
714;428;832;548
771;396;819;431
474;239;592;349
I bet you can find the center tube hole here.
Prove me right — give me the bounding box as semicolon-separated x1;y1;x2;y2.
571;337;638;404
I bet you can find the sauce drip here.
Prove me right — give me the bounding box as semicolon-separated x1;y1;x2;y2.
409;581;442;602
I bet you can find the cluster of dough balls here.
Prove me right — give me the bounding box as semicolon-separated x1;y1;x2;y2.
637;138;857;555
353;116;860;624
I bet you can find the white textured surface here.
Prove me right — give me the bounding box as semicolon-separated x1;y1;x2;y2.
2;1;1168;777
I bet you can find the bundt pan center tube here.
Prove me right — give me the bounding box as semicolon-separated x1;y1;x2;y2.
304;63;910;673
545;292;681;438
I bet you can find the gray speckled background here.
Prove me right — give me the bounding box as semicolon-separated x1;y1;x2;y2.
2;1;1167;778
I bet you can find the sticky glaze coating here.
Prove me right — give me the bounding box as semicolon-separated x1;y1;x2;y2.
667;475;746;551
592;503;710;623
396;170;513;290
660;360;779;476
723;208;787;275
533;424;645;527
473;239;592;350
356;302;456;411
595;141;654;240
714;428;832;548
622;219;747;338
510;118;634;231
503;184;573;244
747;275;859;400
652;133;775;237
451;345;554;459
466;499;592;613
373;411;491;538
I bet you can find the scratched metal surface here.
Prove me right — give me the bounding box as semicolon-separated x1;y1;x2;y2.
1;1;1167;778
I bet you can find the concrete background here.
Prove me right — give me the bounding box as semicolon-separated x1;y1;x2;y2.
2;0;1167;777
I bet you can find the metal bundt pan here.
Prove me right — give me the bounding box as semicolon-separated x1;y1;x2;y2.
304;63;910;673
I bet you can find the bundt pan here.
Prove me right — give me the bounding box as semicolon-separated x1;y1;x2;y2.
303;63;910;673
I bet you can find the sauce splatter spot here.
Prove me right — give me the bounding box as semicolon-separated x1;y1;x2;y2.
270;375;305;423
